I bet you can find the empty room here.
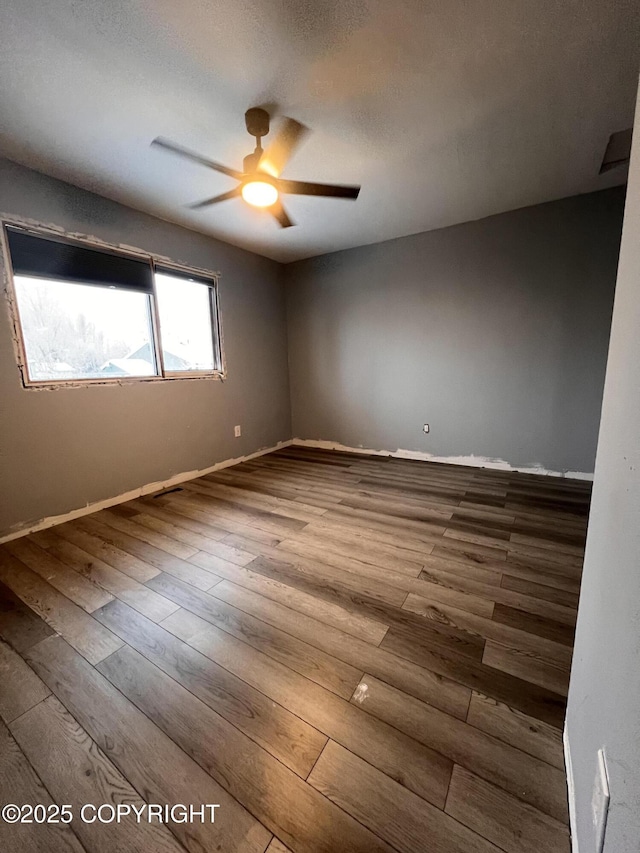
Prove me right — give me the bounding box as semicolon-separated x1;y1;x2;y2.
1;2;639;852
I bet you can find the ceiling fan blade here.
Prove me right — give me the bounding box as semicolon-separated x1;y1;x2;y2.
258;117;309;177
186;188;241;209
270;200;295;228
151;137;243;180
277;179;360;199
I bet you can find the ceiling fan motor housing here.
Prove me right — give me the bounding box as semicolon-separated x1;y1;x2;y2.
243;150;263;174
245;107;270;139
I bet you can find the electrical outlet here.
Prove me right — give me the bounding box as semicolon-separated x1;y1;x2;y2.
592;748;610;853
423;424;430;434
234;425;241;437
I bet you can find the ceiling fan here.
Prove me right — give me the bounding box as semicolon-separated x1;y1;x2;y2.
151;108;361;228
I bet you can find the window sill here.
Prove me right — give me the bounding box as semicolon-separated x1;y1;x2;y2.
19;371;226;390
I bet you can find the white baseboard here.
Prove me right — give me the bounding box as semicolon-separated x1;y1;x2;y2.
0;439;293;544
291;438;594;481
564;725;579;853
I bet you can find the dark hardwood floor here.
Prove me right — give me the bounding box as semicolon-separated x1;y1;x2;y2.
0;446;589;852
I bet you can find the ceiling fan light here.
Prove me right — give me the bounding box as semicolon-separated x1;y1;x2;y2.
241;180;278;208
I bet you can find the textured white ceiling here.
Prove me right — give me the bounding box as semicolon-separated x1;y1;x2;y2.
0;0;638;262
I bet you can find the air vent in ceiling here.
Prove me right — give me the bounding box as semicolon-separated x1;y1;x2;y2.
600;128;633;174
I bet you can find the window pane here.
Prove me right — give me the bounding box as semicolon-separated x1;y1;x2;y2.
155;272;216;372
13;276;158;382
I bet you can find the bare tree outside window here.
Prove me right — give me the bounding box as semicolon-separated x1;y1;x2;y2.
14;277;156;381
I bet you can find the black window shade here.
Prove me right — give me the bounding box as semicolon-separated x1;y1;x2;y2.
6;226;154;294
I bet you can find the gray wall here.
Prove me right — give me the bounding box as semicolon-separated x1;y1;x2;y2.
566;87;640;852
285;188;625;474
0;157;291;538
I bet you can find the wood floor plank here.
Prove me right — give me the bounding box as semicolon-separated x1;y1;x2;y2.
308;740;501;853
188;551;389;645
379;624;565;727
25;635;271;853
444;526;511;551
466;692;565;770
237;554;485;654
32;530;180;623
147;572;362;699
323;505;448;540
419;565;577;626
510;532;585;557
402;593;572;670
483;640;571;696
244;558;406;625
250;455;362;484
152;496;285;547
463;492;507;509
276;538;495;616
10;695;186;853
502;554;582;589
208;464;346;502
128;509;256;565
192;477;327;522
430;536;509;563
222;534;462;623
0;579;55;651
74;516;218;591
451;506;516;525
125;496;230;541
263;546;410;607
506;540;583;570
0;718;85;853
420;553;503;586
169;490;308;539
52;521;160;582
294;512;441;553
380;622;486;666
5;537;114;613
350;673;568;822
94;599;327;778
492;603;575;647
160;606;453;808
339;492;454;524
447;515;585;550
500;574;580;609
445;765;570;853
354;477;464;506
0;551;124;665
97;642;395;853
207;578;471;719
96;509;200;559
277;532;429;582
0;638;50;723
510;510;588;533
288;524;428;576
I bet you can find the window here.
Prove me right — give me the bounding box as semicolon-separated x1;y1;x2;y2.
3;225;223;385
155;269;222;374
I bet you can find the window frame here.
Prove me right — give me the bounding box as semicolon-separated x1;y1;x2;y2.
1;221;224;388
153;262;224;378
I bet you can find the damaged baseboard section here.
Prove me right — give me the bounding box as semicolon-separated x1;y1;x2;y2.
0;439;293;544
292;438;594;481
